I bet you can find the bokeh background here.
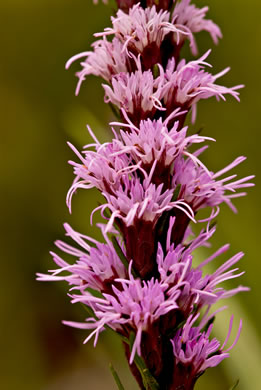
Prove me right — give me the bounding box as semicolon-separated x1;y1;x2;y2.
1;0;260;389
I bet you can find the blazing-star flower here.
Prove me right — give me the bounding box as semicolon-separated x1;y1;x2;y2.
160;50;243;122
39;1;254;389
172;151;254;215
37;223;127;293
67;2;222;96
103;68;165;125
64;267;180;364
101;50;242;124
65;38;130;96
157;223;249;309
37;221;247;376
110;111;213;180
95;4;191;68
171;313;242;388
66;118;253;226
172;0;222;55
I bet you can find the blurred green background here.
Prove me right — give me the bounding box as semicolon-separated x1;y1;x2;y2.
0;0;260;389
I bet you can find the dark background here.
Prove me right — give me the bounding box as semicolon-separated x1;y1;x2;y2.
0;0;260;389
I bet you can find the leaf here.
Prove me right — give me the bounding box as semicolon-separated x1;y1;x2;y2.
201;315;216;334
105;325;129;345
109;102;122;120
79;308;158;389
109;363;126;390
208;220;218;231
129;332;160;390
134;355;160;390
152;64;160;79
229;379;239;390
111;236;129;270
111;236;138;278
167;318;187;339
86;287;104;299
172;184;181;202
80;302;98;320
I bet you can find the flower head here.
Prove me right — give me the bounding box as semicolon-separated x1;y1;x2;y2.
66;37;130;95
64;264;179;364
172;150;255;216
66;133;139;211
103;67;165;125
37;223;127;294
173;0;222;55
67;2;223;95
160;50;243;122
172;313;242;378
157;222;249;312
96;4;190;68
101;50;242;124
111;112;212;170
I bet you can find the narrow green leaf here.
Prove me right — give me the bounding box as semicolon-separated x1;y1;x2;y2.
208;220;218;231
105;325;129;345
129;331;135;349
129;332;160;390
86;287;104;299
80;302;98;320
109;363;126;390
169;1;176;17
111;236;129;270
111;236;138;278
167;318;187;339
201;315;216;334
134;355;160;390
229;379;239;390
152;64;160;79
172;184;181;202
109;102;122;120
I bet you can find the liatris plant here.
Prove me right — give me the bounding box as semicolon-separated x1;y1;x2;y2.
37;1;255;389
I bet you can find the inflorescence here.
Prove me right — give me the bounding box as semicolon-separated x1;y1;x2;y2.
37;1;254;389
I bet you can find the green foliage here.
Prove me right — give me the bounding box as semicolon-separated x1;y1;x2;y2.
110;363;126;390
229;379;239;390
111;235;138;278
111;236;130;272
129;332;160;390
171;183;181;202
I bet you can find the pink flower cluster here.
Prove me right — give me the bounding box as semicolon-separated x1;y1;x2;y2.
38;1;254;389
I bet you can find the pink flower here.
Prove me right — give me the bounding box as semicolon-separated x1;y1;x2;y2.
171;313;242;383
173;0;222;55
172;150;255;216
66;2;223;95
37;223;127;294
96;4;190;67
160;50;243;122
103;68;165;125
157;222;249;311
40;0;254;388
111;112;212;169
66;38;130;95
63;265;180;364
